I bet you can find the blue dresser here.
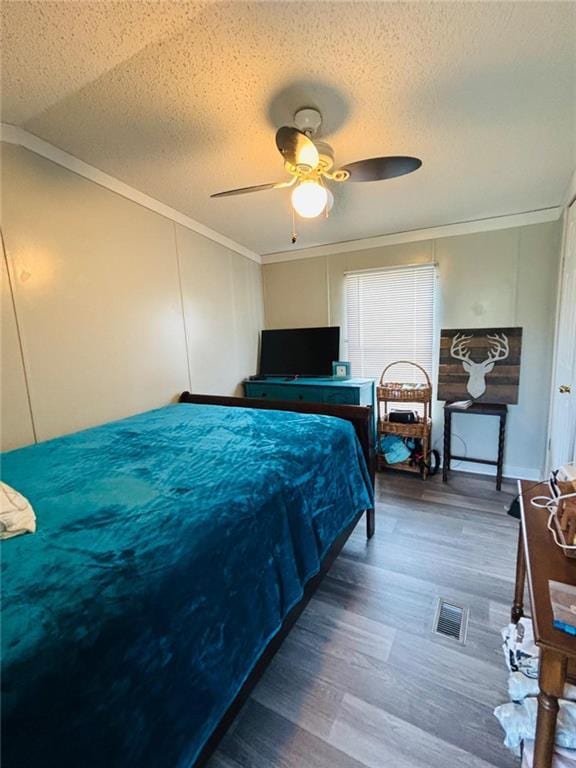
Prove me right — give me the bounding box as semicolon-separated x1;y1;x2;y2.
243;377;374;408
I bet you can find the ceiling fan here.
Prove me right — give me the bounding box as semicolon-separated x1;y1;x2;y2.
211;108;422;233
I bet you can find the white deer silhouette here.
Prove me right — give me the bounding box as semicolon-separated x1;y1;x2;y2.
450;332;509;399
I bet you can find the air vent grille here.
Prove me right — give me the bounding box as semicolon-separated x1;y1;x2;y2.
433;598;469;644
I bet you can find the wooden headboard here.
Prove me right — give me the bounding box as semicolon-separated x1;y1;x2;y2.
178;391;375;490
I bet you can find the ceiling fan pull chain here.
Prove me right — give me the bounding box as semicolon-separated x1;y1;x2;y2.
291;205;298;244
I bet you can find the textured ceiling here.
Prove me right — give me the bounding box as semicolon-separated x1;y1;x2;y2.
2;1;575;255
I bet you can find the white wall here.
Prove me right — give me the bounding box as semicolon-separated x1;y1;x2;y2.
0;143;263;450
263;222;562;479
176;225;262;396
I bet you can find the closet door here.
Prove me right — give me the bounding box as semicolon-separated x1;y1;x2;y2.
548;199;576;470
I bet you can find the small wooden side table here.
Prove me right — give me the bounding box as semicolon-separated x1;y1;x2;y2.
513;481;576;768
442;402;508;490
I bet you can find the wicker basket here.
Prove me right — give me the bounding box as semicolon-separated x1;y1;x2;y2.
378;418;431;438
378;361;432;403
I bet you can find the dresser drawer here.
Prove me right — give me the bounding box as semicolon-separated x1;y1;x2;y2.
244;383;325;403
292;387;326;403
243;383;276;399
323;388;357;405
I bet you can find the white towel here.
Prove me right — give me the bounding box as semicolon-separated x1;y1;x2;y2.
0;482;36;539
509;671;576;703
494;699;576;755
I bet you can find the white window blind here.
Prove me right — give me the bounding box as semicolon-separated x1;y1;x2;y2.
345;264;436;385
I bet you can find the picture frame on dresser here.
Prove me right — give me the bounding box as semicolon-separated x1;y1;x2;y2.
332;361;351;379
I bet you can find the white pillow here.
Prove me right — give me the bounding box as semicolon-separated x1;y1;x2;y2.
0;482;36;539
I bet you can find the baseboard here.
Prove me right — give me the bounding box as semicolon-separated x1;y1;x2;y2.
450;460;542;482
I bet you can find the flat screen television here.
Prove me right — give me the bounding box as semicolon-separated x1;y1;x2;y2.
259;327;340;377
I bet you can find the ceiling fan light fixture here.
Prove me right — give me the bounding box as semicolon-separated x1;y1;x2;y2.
211;110;422;242
291;180;328;218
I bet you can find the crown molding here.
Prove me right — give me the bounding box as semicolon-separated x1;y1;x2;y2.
0;123;261;264
261;207;562;264
2;123;566;266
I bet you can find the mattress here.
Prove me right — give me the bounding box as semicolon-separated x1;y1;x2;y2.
1;403;373;767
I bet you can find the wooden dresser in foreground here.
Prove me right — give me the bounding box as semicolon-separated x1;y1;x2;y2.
513;480;576;768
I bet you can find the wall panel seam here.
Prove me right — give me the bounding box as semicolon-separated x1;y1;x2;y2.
172;223;192;392
229;253;241;389
1;228;37;443
513;229;520;323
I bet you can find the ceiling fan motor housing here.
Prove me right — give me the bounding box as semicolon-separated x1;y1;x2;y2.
293;110;338;175
294;107;323;137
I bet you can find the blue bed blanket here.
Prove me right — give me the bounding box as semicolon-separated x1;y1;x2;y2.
1;403;373;767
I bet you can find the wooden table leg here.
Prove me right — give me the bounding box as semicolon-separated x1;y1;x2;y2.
511;522;526;623
442;410;451;482
533;650;567;768
496;412;506;491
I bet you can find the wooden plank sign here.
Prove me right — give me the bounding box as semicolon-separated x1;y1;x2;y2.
438;327;522;404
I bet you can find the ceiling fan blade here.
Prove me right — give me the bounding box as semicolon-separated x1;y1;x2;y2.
275;126;319;168
210;182;282;198
341;156;422;182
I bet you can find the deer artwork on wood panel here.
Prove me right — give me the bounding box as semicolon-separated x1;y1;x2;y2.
450;332;510;399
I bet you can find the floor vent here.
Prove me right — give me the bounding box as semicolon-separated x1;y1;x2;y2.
433;599;469;644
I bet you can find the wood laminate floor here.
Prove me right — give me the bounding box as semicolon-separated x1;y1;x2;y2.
209;471;521;768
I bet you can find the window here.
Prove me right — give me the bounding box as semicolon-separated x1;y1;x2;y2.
344;264;436;385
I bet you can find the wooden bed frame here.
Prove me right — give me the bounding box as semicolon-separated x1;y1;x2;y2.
178;391;376;767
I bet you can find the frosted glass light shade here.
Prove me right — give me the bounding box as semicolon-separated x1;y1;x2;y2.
291;180;328;218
